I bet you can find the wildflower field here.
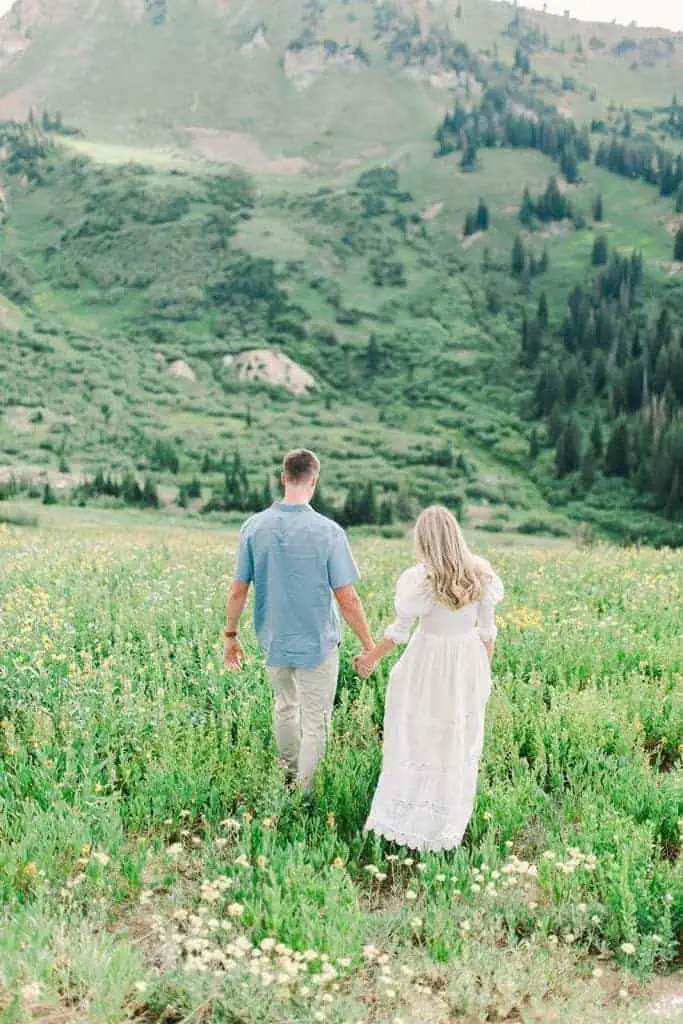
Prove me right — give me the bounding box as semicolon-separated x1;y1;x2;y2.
0;516;681;1024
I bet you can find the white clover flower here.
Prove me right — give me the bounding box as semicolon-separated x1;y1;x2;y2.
565;933;576;944
435;873;446;882
542;851;555;860
402;858;414;867
227;902;244;918
215;838;228;849
405;890;417;902
410;917;423;929
260;937;276;952
577;903;587;913
416;863;427;873
620;942;636;955
92;850;110;867
364;864;379;875
376;872;388;882
592;967;603;979
471;883;481;894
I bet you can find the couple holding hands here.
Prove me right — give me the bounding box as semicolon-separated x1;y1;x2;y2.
224;449;503;852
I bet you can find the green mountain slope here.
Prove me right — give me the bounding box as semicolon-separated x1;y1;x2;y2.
0;0;682;542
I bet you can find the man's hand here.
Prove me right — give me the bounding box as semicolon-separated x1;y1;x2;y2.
224;635;245;670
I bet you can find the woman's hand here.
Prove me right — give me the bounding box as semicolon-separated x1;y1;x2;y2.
353;650;377;679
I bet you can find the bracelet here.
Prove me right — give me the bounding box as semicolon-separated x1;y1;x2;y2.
224;630;238;639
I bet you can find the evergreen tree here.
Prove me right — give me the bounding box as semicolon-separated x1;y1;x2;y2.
604;419;630;477
511;234;526;276
460;135;478;171
593;193;604;221
592;351;608;395
555;416;582;476
580;446;597;490
529;426;540;459
261;475;273;508
366;333;381;375
591;234;609;266
536;363;564;415
463;211;478;236
519;187;535;227
590;416;604;457
560;146;579;184
674;225;683;261
357;481;378;524
675;184;683;213
142;476;160;509
341;482;362;527
547;403;564;445
379;498;394;526
537;291;549;330
42;482;58;506
476;198;490;231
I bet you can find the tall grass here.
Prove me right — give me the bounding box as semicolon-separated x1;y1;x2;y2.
0;521;680;1022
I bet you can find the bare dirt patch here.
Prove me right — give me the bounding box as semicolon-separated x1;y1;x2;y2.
664;214;683;236
422;201;444;221
462;230;484;249
182;128;310;175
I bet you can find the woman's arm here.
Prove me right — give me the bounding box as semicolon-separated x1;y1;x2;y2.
354;637;396;679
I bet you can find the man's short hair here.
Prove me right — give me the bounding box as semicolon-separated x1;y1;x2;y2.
283;449;320;484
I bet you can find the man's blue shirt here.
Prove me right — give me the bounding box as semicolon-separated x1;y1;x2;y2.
235;502;360;668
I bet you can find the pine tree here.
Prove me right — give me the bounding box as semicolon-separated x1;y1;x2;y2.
357;481;378;524
537;291;549;330
592;234;609;266
590;416;604;457
604;419;630;477
261;475;273;508
593;193;604;221
460;135;478;171
511;234;526;276
476;199;490;231
366;333;381;375
580;446;597;490
529;427;540;459
519;187;535;227
560;146;579;184
547;403;564;445
463;211;478;236
555;416;582;476
676;184;683;213
674;225;683;261
379;498;394;525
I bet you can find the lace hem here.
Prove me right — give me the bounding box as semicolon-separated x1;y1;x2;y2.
363;820;465;852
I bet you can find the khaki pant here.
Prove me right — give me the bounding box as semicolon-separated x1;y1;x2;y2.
267;648;340;787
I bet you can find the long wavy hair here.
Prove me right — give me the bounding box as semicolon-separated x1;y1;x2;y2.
414;505;491;610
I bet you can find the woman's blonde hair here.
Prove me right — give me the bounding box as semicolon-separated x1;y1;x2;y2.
414;504;490;610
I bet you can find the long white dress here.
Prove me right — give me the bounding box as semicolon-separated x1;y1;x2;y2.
364;563;504;853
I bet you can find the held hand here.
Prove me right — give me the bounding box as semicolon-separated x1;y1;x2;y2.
224;636;245;671
353;651;377;679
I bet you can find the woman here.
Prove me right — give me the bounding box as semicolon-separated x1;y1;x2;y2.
355;505;503;852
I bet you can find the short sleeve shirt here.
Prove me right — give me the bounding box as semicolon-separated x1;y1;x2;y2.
235;502;360;668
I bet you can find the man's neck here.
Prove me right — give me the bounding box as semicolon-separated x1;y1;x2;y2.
281;489;311;506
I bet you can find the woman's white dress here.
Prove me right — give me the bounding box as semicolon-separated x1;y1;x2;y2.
364;563;504;853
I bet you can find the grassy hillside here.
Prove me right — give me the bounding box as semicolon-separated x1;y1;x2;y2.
0;0;682;541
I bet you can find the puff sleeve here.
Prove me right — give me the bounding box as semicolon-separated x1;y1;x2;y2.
477;571;504;643
384;565;432;645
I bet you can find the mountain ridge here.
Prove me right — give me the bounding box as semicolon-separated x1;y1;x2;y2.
0;0;681;542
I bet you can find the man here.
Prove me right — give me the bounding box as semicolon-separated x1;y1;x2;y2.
224;449;374;787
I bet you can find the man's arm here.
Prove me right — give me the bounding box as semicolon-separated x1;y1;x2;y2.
224;579;250;669
334;584;374;654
